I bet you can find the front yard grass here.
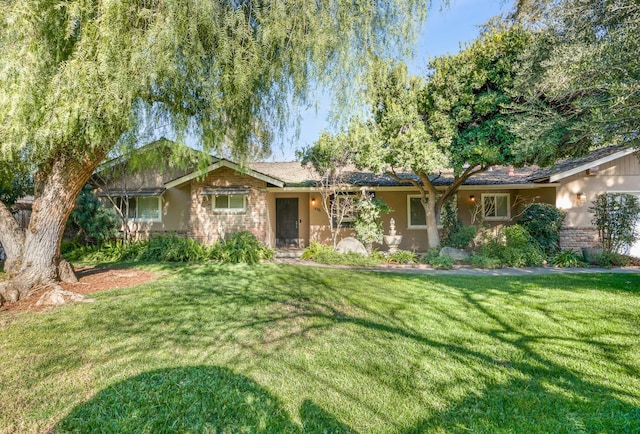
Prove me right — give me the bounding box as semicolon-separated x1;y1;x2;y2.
1;263;639;433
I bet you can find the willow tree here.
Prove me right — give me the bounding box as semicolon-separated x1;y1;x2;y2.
0;0;429;304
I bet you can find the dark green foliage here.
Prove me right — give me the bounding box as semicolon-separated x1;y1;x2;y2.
386;250;418;264
517;203;565;254
469;254;502;269
420;249;441;264
63;232;272;264
69;185;120;244
596;251;633;268
420;249;456;269
550;250;585;268
443;225;477;250
590;193;640;254
427;255;454;270
0;160;32;207
479;225;545;267
301;242;381;266
218;231;273;265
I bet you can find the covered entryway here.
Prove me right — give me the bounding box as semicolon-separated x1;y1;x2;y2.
276;198;299;247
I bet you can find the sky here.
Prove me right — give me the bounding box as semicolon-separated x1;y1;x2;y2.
269;0;512;161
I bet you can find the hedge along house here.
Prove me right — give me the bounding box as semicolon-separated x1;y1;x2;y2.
95;140;640;255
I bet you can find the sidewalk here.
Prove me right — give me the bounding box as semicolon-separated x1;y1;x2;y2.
274;258;640;276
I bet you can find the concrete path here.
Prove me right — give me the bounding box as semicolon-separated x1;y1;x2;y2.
274;258;640;276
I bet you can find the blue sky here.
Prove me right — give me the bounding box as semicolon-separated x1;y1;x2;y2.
270;0;511;161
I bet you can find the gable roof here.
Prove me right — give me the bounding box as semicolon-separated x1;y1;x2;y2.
165;159;285;188
530;145;636;183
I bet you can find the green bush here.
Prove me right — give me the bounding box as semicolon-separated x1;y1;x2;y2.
443;225;477;250
301;241;381;266
478;225;544;267
590;193;640;253
428;255;454;270
470;254;502;269
596;251;633;268
420;248;441;264
69;185;120;244
386;250;417;264
551;250;585;268
517;203;565;254
219;231;273;264
301;241;334;260
63;232;272;264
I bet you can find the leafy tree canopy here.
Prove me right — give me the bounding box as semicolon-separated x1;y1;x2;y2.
0;0;429;167
509;0;640;158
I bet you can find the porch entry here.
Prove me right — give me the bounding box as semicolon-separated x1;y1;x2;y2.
276;198;299;248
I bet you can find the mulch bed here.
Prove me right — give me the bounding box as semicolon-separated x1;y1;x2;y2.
0;266;157;313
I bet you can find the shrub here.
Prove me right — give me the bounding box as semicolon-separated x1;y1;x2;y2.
596;251;633;268
220;231;272;264
301;241;334;260
470;254;502;269
428;255;454;270
443;225;477;250
63;232;272;264
69;185;120;244
420;248;441;264
517;203;565;254
551;250;585;268
478;225;544;267
441;198;463;246
301;241;381;266
590;193;640;253
386;250;417;264
353;193;391;252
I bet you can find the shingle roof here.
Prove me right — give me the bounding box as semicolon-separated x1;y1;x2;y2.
250;162;543;187
529;144;633;182
250;145;633;188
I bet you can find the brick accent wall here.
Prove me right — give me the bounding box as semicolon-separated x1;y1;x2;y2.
189;167;268;244
559;227;600;251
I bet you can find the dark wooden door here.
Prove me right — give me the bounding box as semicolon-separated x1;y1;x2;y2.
276;198;299;247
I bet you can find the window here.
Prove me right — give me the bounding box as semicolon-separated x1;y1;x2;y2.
115;196;162;222
407;195;426;228
213;194;246;211
331;193;357;227
482;193;510;220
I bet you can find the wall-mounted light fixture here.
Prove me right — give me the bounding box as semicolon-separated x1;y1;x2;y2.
577;192;586;202
470;195;475;202
311;197;316;206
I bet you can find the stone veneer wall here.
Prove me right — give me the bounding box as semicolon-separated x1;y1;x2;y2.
189;167;268;245
559;227;600;251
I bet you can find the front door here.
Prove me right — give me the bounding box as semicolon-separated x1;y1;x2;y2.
276;198;299;247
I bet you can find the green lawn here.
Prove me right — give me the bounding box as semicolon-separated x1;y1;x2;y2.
1;264;639;433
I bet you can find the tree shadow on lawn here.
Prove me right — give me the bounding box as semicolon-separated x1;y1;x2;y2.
46;265;640;432
404;374;640;433
55;365;355;433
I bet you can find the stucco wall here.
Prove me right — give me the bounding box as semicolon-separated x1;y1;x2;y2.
190;167;268;245
556;153;640;228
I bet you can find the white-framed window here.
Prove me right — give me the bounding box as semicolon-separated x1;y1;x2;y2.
482;193;510;220
115;196;162;222
407;195;427;229
213;194;246;211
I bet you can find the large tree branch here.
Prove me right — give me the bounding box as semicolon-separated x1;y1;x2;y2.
439;165;489;207
0;200;25;275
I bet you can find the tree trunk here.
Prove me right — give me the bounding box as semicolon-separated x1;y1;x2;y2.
0;201;25;276
422;194;441;249
0;152;106;304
